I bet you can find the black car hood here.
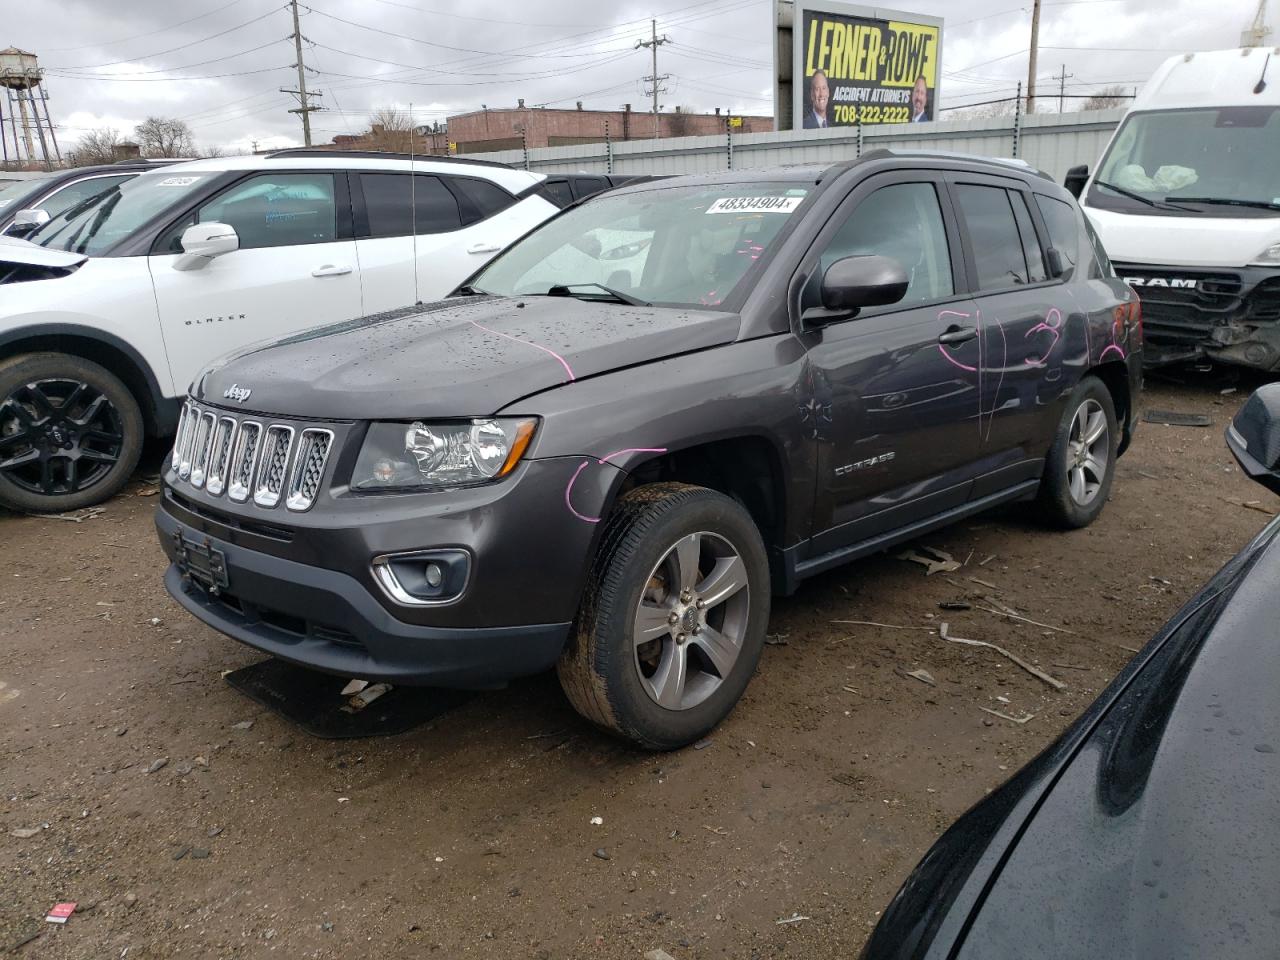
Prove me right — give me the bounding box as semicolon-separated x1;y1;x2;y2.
954;522;1280;960
195;296;741;420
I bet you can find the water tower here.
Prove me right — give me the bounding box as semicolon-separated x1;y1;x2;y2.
0;47;61;169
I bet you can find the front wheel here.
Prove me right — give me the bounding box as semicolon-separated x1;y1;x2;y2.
1035;375;1118;529
557;483;770;750
0;353;144;513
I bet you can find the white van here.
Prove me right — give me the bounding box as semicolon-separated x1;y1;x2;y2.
1068;46;1280;370
0;150;564;512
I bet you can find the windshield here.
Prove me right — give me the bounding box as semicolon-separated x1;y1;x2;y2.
472;181;812;307
0;177;46;215
30;171;213;256
1091;106;1280;215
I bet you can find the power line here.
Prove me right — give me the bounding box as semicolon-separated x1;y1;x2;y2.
46;5;287;70
50;38;289;78
41;0;255;52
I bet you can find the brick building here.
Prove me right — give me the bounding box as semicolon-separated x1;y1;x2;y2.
446;103;773;154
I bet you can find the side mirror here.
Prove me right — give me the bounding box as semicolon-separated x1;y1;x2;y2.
174;222;239;272
1227;385;1280;496
9;208;50;238
804;255;909;325
1064;164;1089;199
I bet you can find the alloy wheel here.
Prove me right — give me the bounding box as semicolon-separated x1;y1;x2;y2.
0;378;125;497
633;530;751;711
1066;398;1108;507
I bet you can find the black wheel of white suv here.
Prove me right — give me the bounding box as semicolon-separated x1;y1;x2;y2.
1035;375;1118;529
558;482;770;750
0;353;143;513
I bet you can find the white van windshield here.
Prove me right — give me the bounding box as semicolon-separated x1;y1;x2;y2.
30;172;213;256
1091;106;1280;215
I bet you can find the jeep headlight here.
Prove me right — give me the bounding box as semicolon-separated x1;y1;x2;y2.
352;418;537;490
1252;242;1280;266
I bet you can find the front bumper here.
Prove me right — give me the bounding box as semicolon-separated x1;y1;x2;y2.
157;507;571;687
1116;263;1280;370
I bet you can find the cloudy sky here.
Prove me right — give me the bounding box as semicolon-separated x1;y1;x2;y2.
3;0;1266;154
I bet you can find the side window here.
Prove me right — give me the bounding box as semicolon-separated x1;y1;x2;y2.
1034;194;1081;276
361;173;462;237
1008;192;1047;283
40;175;134;219
195;173;336;250
1082;217;1115;278
542;179;574;208
954;183;1032;289
451;177;515;222
806;181;953;309
571;177;607;201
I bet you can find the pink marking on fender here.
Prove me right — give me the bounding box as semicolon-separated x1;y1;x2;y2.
565;447;670;523
985;319;1008;442
469;319;576;382
1100;344;1126;361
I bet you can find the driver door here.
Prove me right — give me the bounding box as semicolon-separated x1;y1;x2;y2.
796;172;982;556
148;171;362;395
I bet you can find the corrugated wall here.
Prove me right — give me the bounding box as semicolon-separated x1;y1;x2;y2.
478;109;1125;184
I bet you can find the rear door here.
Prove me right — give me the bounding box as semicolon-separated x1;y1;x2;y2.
946;173;1064;493
148;170;362;393
796;171;981;556
352;171;549;313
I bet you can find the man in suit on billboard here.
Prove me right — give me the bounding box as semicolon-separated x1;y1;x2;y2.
910;75;931;122
804;70;831;129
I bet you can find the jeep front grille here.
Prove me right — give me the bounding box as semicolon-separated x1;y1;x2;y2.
168;402;335;512
285;429;333;512
253;425;294;508
227;421;263;503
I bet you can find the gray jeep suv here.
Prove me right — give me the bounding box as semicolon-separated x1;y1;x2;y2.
156;151;1143;749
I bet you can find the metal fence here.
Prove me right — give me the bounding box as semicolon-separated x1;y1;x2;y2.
479;108;1125;184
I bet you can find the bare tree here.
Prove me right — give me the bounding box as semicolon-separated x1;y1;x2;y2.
134;116;197;158
944;98;1020;121
362;108;417;152
69;127;123;166
666;105;698;137
1081;84;1130;111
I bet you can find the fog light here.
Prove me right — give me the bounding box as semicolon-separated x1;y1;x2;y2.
424;562;443;588
371;549;470;606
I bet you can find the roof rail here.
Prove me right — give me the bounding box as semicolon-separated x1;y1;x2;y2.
857;148;1053;181
263;147;514;169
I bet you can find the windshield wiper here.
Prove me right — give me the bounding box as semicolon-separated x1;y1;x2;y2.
1094;180;1193;212
1169;196;1280;212
546;282;650;307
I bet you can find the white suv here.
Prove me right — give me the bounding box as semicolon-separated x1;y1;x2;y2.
0;150;561;512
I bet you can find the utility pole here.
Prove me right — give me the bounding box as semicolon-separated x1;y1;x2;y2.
637;20;670;140
1026;0;1042;114
282;0;323;146
1052;64;1074;113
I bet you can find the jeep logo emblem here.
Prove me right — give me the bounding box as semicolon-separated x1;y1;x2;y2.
223;384;252;403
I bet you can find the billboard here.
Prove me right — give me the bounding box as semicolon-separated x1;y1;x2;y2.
789;2;943;129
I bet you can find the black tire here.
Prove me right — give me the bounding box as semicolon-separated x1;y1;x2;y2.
557;482;771;751
0;352;144;513
1035;375;1118;529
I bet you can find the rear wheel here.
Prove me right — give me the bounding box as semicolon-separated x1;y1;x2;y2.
1035;375;1117;529
0;353;144;513
557;482;770;750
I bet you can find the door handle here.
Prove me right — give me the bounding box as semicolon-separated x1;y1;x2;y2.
311;264;352;277
466;243;501;255
938;325;978;345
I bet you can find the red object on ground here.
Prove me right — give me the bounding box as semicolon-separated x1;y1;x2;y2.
45;902;76;924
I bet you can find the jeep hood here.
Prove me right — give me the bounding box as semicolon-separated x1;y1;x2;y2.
195;296;742;420
0;234;88;270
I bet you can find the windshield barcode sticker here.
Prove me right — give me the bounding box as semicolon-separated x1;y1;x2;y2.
706;196;804;215
158;176;201;187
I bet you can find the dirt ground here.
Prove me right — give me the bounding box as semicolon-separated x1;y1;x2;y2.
2;371;1277;959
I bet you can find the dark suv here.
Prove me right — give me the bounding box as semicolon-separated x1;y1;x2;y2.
156;151;1143;750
